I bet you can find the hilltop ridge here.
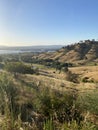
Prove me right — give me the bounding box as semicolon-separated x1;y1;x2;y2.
33;40;98;64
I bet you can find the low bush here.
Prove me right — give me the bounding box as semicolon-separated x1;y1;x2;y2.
0;72;97;130
4;62;36;74
66;71;79;83
82;77;95;83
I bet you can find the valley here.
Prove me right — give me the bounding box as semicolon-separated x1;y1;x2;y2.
0;41;98;130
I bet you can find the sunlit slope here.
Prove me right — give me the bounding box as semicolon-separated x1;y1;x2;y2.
33;40;98;64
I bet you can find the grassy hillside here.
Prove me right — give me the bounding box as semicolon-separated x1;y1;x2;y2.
0;47;98;129
0;60;98;129
33;40;98;65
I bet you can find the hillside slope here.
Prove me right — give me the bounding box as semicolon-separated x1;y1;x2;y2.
33;40;98;64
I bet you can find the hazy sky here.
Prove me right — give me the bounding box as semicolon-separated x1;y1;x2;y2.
0;0;98;46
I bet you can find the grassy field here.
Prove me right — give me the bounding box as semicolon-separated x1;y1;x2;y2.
0;63;98;130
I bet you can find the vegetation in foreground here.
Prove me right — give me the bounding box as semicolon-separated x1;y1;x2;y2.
0;52;97;129
0;71;97;130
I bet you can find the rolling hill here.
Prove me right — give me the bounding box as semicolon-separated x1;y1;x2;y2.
33;40;98;65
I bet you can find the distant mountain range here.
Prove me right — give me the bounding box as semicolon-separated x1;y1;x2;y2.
33;40;98;65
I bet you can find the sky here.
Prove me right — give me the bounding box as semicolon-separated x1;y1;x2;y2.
0;0;98;46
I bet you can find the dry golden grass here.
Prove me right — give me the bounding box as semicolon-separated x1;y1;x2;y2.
15;65;98;94
70;65;98;81
33;41;98;65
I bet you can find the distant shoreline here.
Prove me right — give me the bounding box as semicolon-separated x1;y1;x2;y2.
0;49;56;54
0;45;62;54
0;50;28;54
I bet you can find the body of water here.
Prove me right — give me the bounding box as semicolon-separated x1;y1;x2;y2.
0;50;28;54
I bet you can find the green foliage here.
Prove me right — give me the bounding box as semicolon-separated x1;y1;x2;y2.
0;63;4;69
82;77;94;83
0;56;3;62
4;62;35;74
0;71;97;130
36;89;83;124
0;73;21;130
61;121;97;130
32;58;72;71
82;77;89;83
0;73;18;116
77;90;98;115
21;54;33;63
43;120;97;130
43;118;55;130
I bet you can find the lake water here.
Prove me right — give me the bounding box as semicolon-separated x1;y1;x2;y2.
0;50;27;54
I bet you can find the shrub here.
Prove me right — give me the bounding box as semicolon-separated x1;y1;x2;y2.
66;71;79;83
36;89;83;124
77;91;98;115
4;62;35;74
82;77;94;83
0;73;19;117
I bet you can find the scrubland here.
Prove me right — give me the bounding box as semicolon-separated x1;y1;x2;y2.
0;60;98;130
